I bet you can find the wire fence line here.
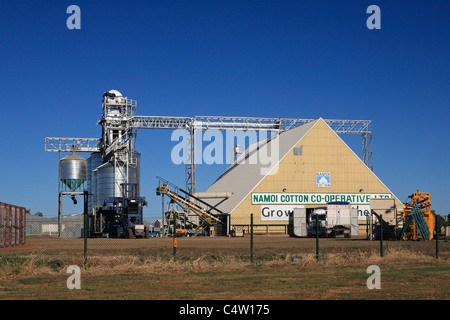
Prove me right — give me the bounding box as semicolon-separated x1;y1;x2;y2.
9;212;445;270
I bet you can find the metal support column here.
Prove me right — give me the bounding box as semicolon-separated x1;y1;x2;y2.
362;130;373;171
185;127;196;196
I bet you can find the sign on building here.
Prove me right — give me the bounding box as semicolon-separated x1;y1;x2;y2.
252;193;392;221
316;172;331;187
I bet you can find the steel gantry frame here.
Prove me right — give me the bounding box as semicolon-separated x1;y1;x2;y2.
45;94;373;199
127;116;373;194
45;137;101;153
46;115;373;196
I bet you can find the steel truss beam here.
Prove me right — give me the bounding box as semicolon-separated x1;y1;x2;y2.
131;116;373;193
131;116;372;133
45;137;101;152
46;116;373;195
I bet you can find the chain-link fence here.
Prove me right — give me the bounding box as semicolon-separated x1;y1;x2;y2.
1;209;448;270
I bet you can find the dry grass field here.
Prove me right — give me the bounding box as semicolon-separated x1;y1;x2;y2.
0;235;449;301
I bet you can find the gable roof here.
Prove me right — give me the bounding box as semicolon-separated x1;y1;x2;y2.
201;118;320;213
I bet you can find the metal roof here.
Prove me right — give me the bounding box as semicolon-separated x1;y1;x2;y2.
201;118;321;213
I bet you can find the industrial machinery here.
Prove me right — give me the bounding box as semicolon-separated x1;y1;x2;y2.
324;202;358;238
369;198;399;240
156;178;226;236
164;207;195;237
94;183;149;238
401;191;434;240
306;208;327;237
292;202;358;238
290;207;306;237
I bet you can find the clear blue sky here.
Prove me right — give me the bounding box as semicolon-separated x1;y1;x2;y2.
0;0;449;221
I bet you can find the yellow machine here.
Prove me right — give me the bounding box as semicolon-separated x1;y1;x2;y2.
402;191;434;240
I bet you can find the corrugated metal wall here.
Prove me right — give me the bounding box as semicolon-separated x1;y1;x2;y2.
0;202;26;247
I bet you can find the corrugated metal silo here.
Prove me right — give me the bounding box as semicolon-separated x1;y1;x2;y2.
86;152;103;214
59;151;87;191
95;152;140;205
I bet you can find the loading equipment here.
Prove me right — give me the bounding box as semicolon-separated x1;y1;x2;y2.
156;177;226;236
401;191;434;240
94;183;149;238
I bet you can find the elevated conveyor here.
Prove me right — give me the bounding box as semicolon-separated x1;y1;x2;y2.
156;177;223;236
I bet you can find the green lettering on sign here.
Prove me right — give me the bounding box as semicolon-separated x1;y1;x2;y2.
252;193;392;205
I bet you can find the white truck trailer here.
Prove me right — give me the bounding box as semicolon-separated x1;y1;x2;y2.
290;202;358;238
325;202;358;238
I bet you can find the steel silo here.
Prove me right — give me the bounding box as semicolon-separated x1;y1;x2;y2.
95;152;141;205
59;151;87;191
86;152;103;214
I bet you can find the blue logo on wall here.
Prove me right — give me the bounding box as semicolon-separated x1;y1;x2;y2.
316;172;331;187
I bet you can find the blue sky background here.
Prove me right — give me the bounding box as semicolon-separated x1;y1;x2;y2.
0;0;448;221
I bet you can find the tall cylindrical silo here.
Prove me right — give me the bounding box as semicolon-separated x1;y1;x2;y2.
87;152;103;215
95;152;141;205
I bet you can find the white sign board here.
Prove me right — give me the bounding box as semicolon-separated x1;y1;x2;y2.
252;193;392;221
252;193;391;205
260;205;304;221
353;205;371;220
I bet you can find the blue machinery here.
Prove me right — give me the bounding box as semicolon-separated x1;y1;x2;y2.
93;183;149;238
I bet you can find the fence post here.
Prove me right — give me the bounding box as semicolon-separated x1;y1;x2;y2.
250;213;254;263
380;214;384;257
435;214;439;259
316;214;319;261
173;211;177;261
83;191;88;269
